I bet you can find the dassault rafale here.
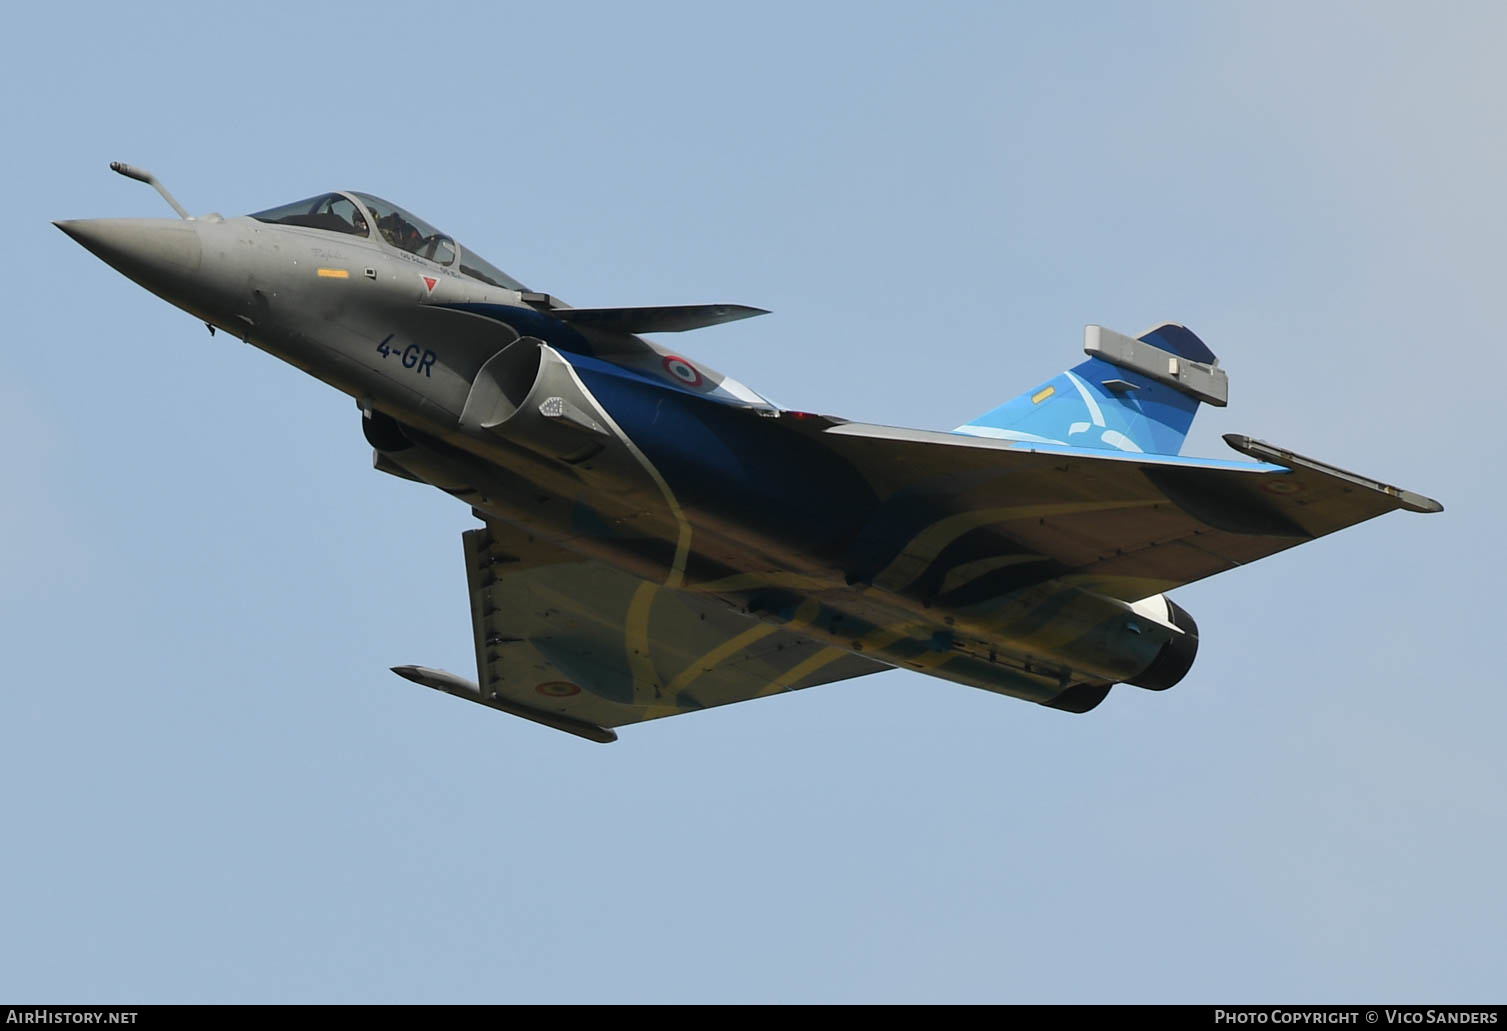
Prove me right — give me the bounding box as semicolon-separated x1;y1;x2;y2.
56;163;1441;742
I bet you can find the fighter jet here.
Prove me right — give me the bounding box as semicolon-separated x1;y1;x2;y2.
56;163;1441;743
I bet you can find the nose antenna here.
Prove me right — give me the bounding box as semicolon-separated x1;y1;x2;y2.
109;161;190;220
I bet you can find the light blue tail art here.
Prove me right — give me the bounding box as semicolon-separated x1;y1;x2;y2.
955;323;1226;456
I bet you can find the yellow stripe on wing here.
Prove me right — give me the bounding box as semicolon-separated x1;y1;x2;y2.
936;554;1048;596
662;623;779;698
754;619;913;698
875;499;1162;591
689;571;837;594
756;646;850;697
625;581;661;702
664;599;822;699
558;359;693;588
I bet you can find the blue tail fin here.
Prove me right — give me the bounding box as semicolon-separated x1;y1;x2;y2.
955;323;1226;456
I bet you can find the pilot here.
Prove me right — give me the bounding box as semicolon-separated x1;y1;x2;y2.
376;212;403;249
350;206;368;236
377;212;422;253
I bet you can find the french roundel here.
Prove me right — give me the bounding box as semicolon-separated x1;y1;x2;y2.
661;354;704;388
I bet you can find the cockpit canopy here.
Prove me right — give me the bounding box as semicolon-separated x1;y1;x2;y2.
250;191;527;292
251;193;368;236
351;192;453;265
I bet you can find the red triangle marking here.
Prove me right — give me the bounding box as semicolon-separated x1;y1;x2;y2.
423;276;437;292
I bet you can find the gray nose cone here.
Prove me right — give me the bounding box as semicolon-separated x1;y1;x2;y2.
55;217;202;286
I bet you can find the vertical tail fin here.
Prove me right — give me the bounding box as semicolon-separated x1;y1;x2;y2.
954;323;1227;456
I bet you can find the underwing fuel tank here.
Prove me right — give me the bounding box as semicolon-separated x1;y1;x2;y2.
953;588;1200;693
1032;596;1197;712
1125;596;1199;690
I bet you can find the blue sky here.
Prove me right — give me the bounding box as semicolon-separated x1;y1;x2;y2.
3;0;1502;1003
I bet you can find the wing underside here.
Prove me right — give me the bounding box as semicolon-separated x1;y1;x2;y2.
818;421;1441;602
392;412;1439;740
397;525;889;741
